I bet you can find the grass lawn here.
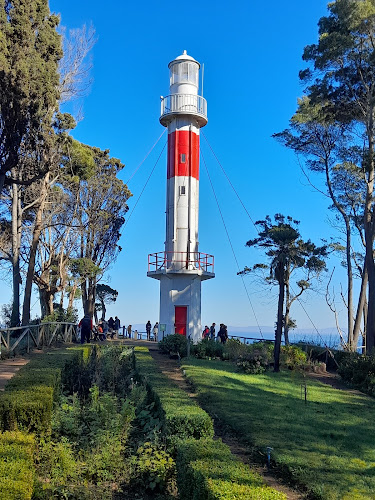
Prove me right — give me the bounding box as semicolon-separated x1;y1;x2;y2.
181;358;375;500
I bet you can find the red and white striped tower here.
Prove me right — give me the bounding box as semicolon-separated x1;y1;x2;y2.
148;50;214;343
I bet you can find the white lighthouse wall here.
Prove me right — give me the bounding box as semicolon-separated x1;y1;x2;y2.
159;274;202;343
165;176;199;264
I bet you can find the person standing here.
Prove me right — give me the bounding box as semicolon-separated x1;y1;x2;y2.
113;316;120;339
79;314;92;344
108;316;115;337
127;324;132;339
146;320;152;340
210;323;216;340
202;325;210;339
102;318;109;338
153;322;159;341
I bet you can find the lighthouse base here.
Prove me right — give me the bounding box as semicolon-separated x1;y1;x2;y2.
155;273;208;344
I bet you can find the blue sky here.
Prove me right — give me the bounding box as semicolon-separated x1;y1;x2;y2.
3;0;353;336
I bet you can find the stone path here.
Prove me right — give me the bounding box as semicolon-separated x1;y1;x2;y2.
0;357;30;391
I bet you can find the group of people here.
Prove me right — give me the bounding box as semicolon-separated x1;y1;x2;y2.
78;314;121;344
146;320;159;341
202;322;228;343
78;315;160;344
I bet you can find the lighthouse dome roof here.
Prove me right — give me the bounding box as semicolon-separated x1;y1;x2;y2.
168;50;200;69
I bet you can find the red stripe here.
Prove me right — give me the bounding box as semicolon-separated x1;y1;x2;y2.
167;130;199;180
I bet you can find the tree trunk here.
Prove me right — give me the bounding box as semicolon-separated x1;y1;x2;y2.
10;178;21;327
284;268;291;345
365;111;375;352
344;218;354;348
22;173;49;325
352;263;368;351
274;263;285;372
68;283;78;312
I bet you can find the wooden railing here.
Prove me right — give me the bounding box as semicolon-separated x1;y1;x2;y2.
0;322;78;355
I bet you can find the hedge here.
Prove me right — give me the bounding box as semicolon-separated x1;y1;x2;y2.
0;431;35;500
176;438;287;500
0;347;89;436
134;347;214;440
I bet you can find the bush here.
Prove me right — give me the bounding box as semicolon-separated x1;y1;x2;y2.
235;343;272;374
0;349;86;436
158;334;188;357
130;441;175;492
176;438;286;500
134;347;214;441
280;345;307;369
338;353;375;395
0;431;35;500
222;338;248;360
193;338;224;359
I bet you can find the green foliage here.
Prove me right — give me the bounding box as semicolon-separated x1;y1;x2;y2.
158;333;188;357
338;353;375;395
134;347;214;441
280;344;307;369
130;441;175;492
176;438;286;500
0;431;34;500
0;349;84;436
41;305;78;324
193;338;224;359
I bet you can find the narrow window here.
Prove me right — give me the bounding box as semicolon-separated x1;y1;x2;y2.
180;153;186;163
179;186;186;195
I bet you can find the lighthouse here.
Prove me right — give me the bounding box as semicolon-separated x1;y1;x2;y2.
147;50;214;343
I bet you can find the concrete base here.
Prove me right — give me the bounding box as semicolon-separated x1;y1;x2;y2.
158;273;203;344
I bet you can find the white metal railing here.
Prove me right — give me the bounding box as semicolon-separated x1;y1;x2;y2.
160;94;207;121
148;251;214;273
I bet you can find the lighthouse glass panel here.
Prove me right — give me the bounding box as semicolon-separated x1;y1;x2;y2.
170;62;198;86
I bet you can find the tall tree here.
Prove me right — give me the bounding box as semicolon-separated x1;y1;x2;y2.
274;98;366;350
0;0;62;194
241;215;327;372
73;143;131;317
287;0;375;350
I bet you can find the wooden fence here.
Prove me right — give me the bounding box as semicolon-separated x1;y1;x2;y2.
0;322;78;355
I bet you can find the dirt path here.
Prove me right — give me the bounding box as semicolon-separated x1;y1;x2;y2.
148;348;305;500
0;357;30;391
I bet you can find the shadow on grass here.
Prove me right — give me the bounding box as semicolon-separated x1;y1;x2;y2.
182;358;375;499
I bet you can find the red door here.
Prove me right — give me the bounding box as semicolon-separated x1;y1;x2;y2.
175;306;187;336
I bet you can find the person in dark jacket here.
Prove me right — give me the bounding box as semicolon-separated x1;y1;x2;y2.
217;324;228;344
146;320;152;340
79;314;92;344
113;316;120;339
210;323;216;340
108;317;115;337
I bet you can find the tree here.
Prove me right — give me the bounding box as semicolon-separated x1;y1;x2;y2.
72;144;131;317
0;0;62;194
274;97;366;350
95;284;118;321
240;215;327;372
297;0;375;351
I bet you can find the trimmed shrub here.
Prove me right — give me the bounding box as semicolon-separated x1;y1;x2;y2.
0;348;88;436
176;438;286;500
193;338;224;359
158;333;188;357
134;347;213;440
0;431;35;500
